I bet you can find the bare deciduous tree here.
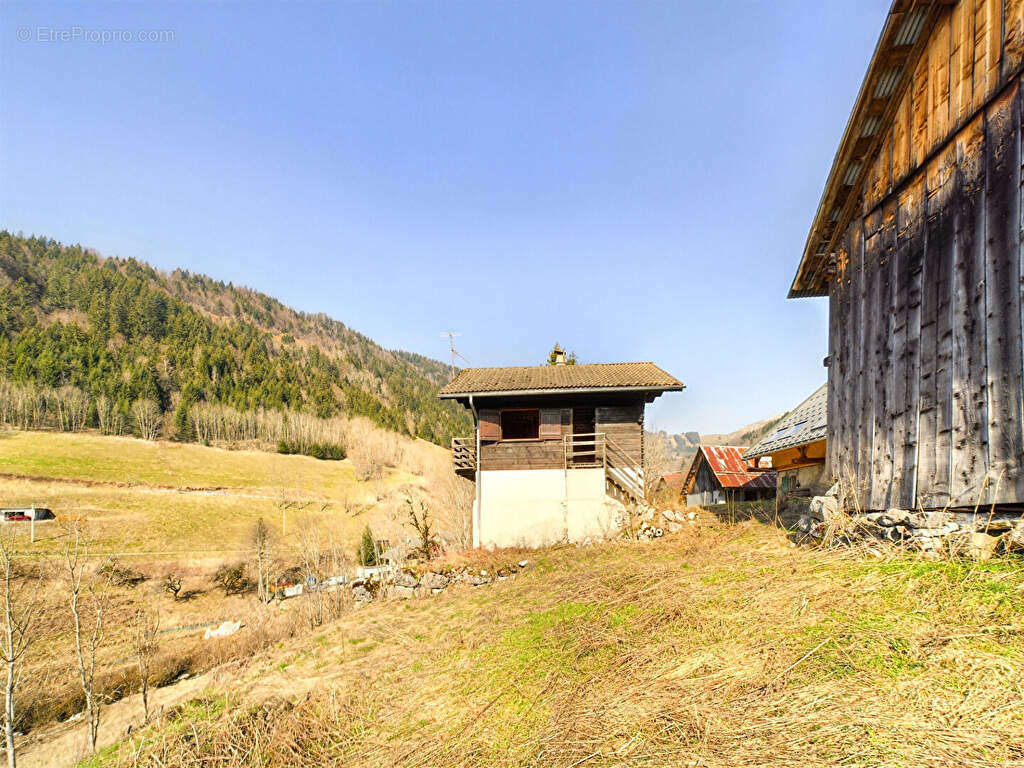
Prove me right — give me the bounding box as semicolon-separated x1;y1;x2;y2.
643;432;673;503
131;398;162;441
62;522;112;753
129;606;160;721
0;530;41;768
252;518;272;603
432;471;474;550
162;572;182;601
295;516;326;630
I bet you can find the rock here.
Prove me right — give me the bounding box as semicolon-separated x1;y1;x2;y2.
204;620;242;640
420;571;449;590
966;532;999;561
824;481;840;498
394;571;418;588
389;585;415;599
662;509;684;523
352;585;372;603
818;496;840;523
879;509;913;527
518;560;529;568
923;510;954;528
981;518;1016;533
687;511;698;521
667;521;683;533
1003;519;1024;552
797;515;812;533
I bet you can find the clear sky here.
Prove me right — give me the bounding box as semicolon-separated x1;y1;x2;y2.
0;0;891;434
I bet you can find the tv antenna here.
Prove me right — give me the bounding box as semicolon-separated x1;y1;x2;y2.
441;331;470;380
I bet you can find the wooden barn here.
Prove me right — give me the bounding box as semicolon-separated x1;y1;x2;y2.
682;446;776;507
791;0;1024;511
744;384;829;498
438;356;683;548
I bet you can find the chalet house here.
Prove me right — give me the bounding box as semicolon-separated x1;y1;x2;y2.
682;446;775;507
744;384;828;498
791;0;1024;512
438;357;683;548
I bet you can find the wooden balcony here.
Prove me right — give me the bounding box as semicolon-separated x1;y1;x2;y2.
451;437;476;479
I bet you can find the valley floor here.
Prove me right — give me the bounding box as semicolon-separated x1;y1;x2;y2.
78;520;1023;768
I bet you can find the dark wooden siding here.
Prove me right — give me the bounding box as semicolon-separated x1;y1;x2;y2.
829;76;1024;510
476;395;646;472
596;403;644;465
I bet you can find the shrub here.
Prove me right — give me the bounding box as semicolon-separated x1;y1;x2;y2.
212;562;250;596
98;559;145;587
277;440;345;461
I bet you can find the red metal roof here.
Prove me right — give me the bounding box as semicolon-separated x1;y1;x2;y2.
694;446;776;490
660;472;685;491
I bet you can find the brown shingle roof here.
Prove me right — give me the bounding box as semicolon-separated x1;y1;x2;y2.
437;362;683;397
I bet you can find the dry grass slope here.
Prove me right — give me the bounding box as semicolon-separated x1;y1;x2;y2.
85;521;1024;768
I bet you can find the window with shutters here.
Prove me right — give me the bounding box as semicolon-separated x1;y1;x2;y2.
500;409;540;440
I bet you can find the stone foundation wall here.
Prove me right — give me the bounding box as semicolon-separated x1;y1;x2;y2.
800;491;1024;558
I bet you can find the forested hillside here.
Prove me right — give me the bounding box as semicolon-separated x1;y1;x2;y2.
0;231;470;445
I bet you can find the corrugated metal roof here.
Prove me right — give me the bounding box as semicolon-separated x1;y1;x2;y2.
659;472;685;491
744;383;828;460
689;445;776;490
437;362;684;397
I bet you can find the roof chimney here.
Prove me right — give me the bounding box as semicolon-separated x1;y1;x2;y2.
553;344;566;366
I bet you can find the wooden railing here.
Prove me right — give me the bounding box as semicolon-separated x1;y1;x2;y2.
564;432;645;503
451;437;476;474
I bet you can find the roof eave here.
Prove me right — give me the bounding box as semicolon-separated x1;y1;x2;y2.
744;434;828;460
789;0;947;299
438;383;685;400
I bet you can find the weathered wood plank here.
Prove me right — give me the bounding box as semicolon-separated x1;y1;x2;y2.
870;200;898;510
984;83;1024;504
860;210;881;511
912;46;932;171
917;153;941;510
1003;0;1024;79
893;87;912;182
845;223;865;504
949;0;973;128
904;174;926;509
950;115;990;505
930;144;957;509
973;0;1001;111
928;11;952;154
893;176;924;508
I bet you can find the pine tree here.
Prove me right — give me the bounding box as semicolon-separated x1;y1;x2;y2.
357;525;377;567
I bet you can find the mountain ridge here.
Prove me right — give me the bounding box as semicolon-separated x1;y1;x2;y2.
0;231;471;444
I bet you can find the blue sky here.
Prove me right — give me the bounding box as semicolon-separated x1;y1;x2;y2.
0;1;890;434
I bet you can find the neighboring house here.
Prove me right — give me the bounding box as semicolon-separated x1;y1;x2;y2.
790;1;1024;511
438;357;683;548
682;446;775;507
657;472;685;496
744;385;828;498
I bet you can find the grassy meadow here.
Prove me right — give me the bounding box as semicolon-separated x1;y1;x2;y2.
0;430;435;555
81;520;1024;768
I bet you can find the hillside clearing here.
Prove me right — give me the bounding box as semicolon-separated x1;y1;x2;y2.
80;521;1024;768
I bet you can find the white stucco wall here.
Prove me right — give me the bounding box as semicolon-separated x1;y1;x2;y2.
477;468;625;549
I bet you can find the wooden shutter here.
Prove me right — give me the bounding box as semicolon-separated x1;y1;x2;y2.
479;409;500;442
540;408;561;440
